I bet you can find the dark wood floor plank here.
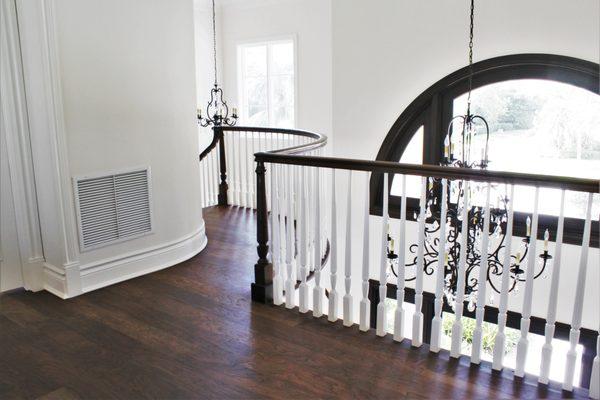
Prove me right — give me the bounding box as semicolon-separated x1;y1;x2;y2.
0;206;589;399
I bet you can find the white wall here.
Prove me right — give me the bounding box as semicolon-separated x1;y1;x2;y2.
329;0;600;328
14;0;207;297
219;0;332;141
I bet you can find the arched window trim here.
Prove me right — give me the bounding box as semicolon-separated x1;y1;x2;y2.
371;53;599;247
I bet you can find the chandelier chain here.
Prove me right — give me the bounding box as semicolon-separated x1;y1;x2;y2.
467;0;475;113
212;0;218;86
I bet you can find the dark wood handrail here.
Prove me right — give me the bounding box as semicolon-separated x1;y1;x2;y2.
254;153;599;194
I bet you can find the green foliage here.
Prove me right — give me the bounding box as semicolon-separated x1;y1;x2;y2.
442;313;519;355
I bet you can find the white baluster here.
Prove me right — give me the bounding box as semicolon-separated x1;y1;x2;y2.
376;173;389;337
328;169;339;322
471;183;491;363
492;184;516;371
563;192;593;391
412;176;427;347
251;132;257;209
284;164;295;309
343;170;353;327
539;190;565;384
313;167;323;317
359;171;371;331
298;166;309;313
235;132;241;205
450;181;470;358
394;174;407;342
515;187;540;377
210;150;217;204
430;179;448;352
271;164;283;306
199;157;206;208
246;132;252;208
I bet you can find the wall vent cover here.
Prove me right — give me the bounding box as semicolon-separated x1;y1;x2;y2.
74;167;153;251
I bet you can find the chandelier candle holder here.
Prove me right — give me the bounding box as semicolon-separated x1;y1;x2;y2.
387;0;552;308
197;0;237;127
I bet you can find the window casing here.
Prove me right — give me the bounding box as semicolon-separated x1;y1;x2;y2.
237;38;296;128
372;54;599;247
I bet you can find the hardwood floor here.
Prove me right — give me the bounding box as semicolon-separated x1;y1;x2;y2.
0;206;589;399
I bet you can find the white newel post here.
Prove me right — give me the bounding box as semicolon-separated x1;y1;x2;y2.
359;171;371;331
563;193;593;392
412;177;427;347
394;174;407;342
376;173;389;337
430;179;448;353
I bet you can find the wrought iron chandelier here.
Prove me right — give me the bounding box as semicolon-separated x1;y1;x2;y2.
387;0;552;310
197;0;237;127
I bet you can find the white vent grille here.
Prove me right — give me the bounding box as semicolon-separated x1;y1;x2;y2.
75;168;152;251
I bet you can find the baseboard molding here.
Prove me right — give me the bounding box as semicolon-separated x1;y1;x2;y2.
43;223;207;299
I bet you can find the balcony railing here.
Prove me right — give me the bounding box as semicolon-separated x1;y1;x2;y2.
199;125;599;399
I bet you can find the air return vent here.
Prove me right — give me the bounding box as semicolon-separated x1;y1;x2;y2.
74;168;153;251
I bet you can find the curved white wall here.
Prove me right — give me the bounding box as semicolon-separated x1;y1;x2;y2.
16;0;206;297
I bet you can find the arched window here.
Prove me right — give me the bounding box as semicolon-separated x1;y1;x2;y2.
372;54;599;246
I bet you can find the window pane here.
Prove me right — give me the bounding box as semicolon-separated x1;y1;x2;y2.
247;105;268;126
272;106;294;128
244;77;267;107
269;41;294;75
453;79;600;218
242;45;267;77
391;125;423;198
269;74;294;109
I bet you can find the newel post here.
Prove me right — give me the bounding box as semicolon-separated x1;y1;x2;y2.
215;127;229;206
251;159;273;303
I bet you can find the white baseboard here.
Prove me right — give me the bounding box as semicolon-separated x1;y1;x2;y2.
42;223;207;299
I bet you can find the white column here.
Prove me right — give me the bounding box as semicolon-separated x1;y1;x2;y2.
343;170;353;327
470;183;491;364
430;179;448;352
563;193;594;391
328;169;339;322
312;167;323;317
394;174;407;342
376;173;389;337
359;171;371;331
412;176;427;347
492;184;516;371
590;324;600;399
539;190;565;384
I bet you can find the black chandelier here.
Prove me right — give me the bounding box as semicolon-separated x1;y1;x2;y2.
197;0;237;127
387;0;552;310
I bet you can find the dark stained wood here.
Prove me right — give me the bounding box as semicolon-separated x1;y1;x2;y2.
0;206;590;399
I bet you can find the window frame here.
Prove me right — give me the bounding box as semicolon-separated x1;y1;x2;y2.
371;54;599;247
237;35;298;128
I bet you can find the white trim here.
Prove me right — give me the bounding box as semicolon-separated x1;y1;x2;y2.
236;34;298;128
16;0;80;271
42;224;207;298
0;0;45;291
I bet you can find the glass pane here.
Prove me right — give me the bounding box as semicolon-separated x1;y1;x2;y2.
244;77;267;107
269;75;294;109
247;105;268;127
272;106;294;128
453;79;600;218
242;45;267;77
269;41;294;75
391;125;423;198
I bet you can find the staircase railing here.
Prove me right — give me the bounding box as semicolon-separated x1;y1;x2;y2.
199;125;599;398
